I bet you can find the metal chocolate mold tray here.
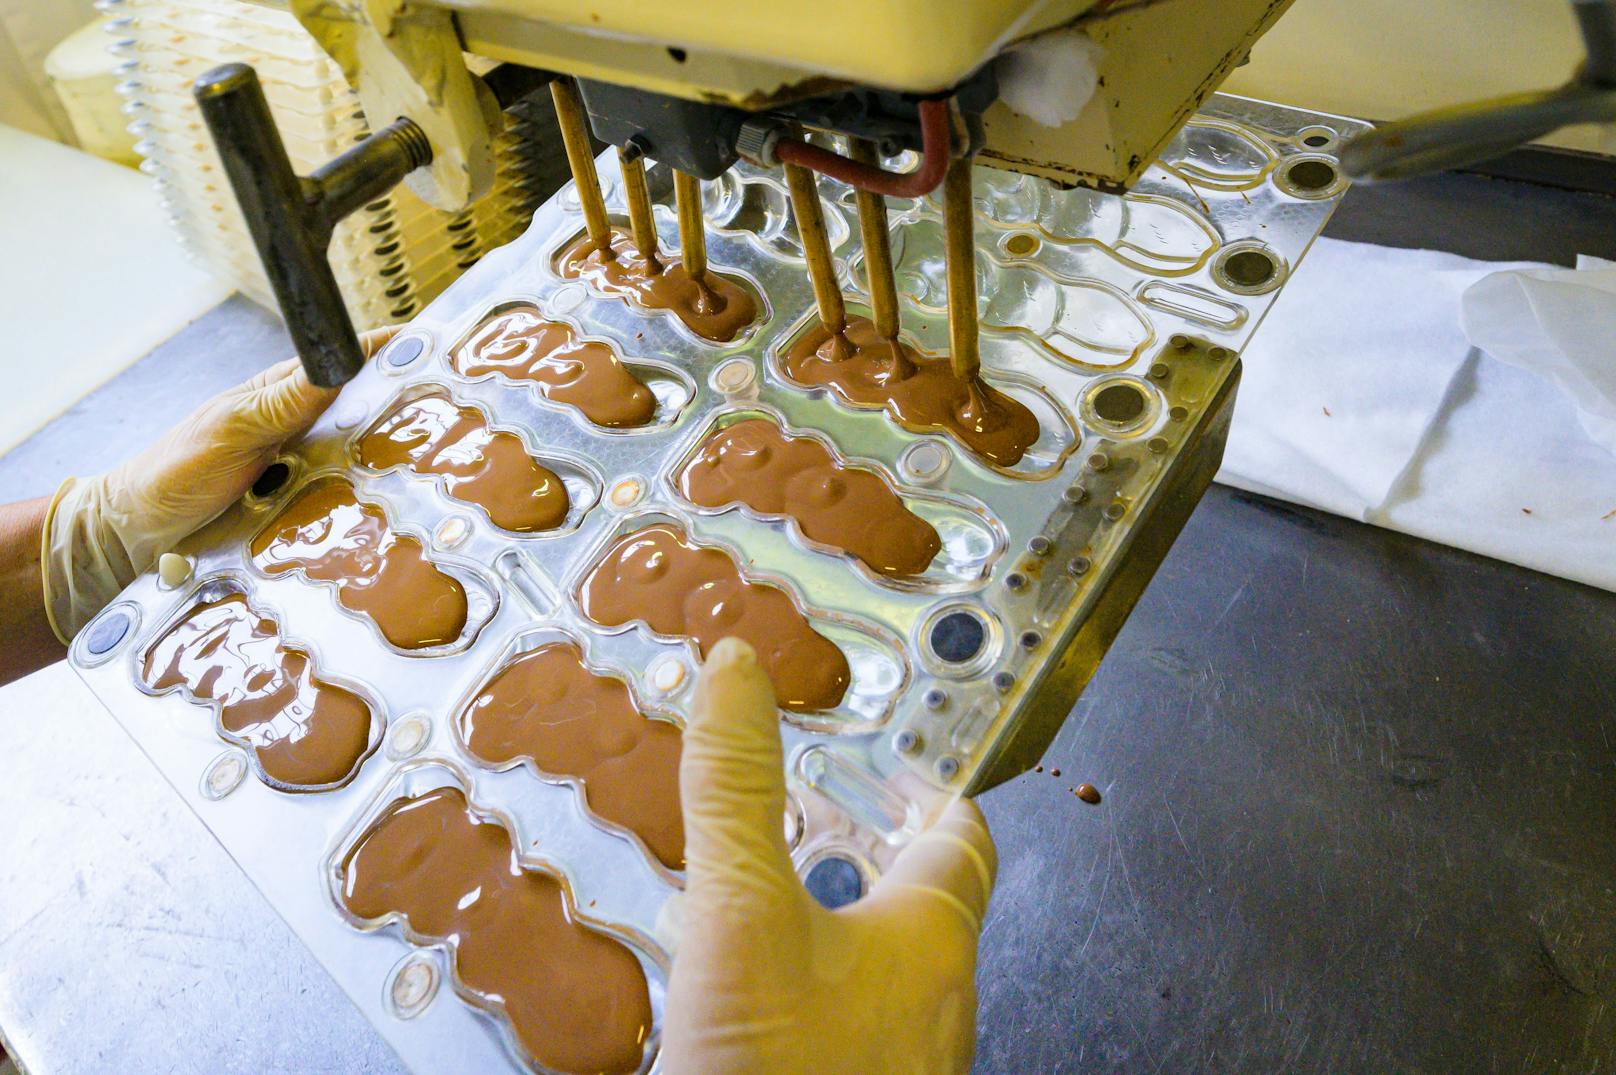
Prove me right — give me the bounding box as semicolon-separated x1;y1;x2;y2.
71;93;1369;1074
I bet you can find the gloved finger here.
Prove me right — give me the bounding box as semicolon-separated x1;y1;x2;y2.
230;358;340;443
868;797;996;933
360;324;403;358
681;637;802;906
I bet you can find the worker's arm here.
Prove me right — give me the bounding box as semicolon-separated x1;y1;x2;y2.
666;638;997;1074
0;328;396;687
0;497;64;682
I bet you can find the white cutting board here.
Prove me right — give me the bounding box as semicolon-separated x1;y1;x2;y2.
0;124;230;457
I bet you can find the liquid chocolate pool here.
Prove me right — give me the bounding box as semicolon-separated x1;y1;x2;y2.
460;642;684;871
357;391;570;533
451;305;657;428
578;524;849;712
340;786;652;1075
679;418;941;578
250;479;468;650
143;593;372;789
557;229;758;344
781;315;1041;467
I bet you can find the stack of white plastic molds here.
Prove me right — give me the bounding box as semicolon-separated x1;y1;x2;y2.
70;97;1368;1073
101;0;564;329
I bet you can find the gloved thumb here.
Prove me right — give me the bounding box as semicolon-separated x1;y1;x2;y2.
230;358;340;442
681;637;803;907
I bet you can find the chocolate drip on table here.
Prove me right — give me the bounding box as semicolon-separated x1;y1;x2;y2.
357;391;570;533
461;642;684;870
452;304;657;428
578;524;849;712
340;787;653;1075
557;229;758;344
250;479;468;650
143;593;372;788
781;315;1041;467
679;418;941;578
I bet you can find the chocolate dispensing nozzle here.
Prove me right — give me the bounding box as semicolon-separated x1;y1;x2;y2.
941;155;980;382
671;169;709;287
194;63;433;388
783;156;847;339
550;77;615;259
847;138;900;342
617;147;662;269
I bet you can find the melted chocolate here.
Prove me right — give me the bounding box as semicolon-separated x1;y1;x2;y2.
250;479;468;650
1075;783;1102;804
557;229;759;344
780;315;1041;467
452;305;657;428
340;787;652;1074
143;593;372;788
460;642;683;870
578;524;849;712
357;391;570;533
679;418;940;578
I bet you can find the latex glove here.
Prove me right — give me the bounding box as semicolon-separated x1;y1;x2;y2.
664;638;997;1074
40;328;397;641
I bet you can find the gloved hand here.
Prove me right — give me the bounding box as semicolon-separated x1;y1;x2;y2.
665;637;997;1074
40;328;397;641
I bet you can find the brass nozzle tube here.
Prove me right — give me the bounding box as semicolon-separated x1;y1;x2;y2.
550;78;613;256
784;159;846;336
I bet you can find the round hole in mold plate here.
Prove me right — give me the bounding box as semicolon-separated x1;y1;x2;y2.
1083;376;1160;437
803;854;865;909
250;460;292;498
1298;126;1336;149
1277;155;1343;199
1213;243;1285;296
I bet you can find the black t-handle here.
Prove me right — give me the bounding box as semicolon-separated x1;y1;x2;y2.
193;63;433;387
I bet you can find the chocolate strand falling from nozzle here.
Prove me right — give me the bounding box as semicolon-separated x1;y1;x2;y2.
784;155;846;338
849;138;900;340
672;169;707;283
550;78;613;257
618;149;661;268
943;154;981;382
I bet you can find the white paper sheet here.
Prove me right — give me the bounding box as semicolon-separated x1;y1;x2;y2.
1218;237;1615;593
0;124;229;456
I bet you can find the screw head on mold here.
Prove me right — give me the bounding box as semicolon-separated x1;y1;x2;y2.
710;358;757;397
386;715;430;760
434;515;471;549
649;656;687;694
200;750;247;801
387;954;440;1019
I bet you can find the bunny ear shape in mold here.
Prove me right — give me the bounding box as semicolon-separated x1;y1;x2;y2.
135;575;385;793
770;301;1080;480
447;300;695;433
450;627;687;886
326;761;666;1075
1155;116;1281;192
571;511;910;735
246;473;498;656
668;406;1006;593
349;382;602;538
696;167;853;261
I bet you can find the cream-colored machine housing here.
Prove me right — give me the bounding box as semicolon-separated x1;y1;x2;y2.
282;0;1295;209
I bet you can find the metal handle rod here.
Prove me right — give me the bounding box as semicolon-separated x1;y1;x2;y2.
943;155;980;381
550;77;614;255
193;63;430;387
618;149;661;266
848;138;900;339
672;169;707;282
784;159;845;336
